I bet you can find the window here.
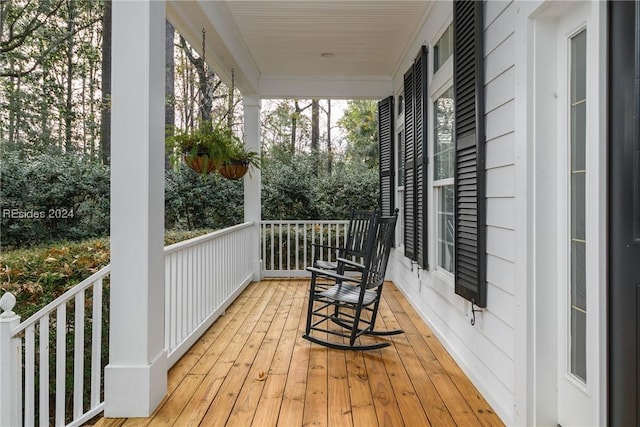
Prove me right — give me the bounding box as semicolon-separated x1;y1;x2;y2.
434;88;455;273
569;29;587;383
434;24;453;73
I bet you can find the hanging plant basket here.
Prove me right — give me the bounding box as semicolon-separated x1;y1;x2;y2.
184;154;217;174
218;161;249;180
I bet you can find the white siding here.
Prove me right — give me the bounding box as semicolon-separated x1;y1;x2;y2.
389;1;518;424
481;0;517;421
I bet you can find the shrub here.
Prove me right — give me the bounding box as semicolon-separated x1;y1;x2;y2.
0;152;110;248
261;155;379;220
164;163;243;230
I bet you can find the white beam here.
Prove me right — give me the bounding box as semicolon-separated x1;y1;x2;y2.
243;94;262;280
258;76;394;99
105;0;167;417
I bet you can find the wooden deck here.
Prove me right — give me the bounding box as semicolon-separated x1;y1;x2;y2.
95;279;504;427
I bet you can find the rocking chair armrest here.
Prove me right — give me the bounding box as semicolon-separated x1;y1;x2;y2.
312;242;340;249
335;257;366;271
305;266;361;284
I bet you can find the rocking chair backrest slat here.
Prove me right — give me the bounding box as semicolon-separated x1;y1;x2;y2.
364;210;398;289
343;209;378;260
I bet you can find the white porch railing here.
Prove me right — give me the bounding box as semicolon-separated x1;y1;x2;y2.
0;266;110;427
0;222;254;427
164;222;254;365
260;220;349;277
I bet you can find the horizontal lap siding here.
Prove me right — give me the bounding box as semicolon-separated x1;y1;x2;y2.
483;0;517;417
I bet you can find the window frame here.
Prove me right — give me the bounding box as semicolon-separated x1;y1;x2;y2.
431;80;455;281
434;23;454;74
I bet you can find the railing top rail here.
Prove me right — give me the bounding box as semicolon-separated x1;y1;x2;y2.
260;220;349;225
164;221;254;255
11;265;111;336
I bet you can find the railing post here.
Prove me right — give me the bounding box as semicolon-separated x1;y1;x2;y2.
0;293;22;427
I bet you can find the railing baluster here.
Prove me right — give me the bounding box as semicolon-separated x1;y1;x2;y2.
55;304;66;426
39;316;49;426
91;279;103;408
270;225;274;273
286;223;291;272
25;325;35;426
73;291;85;419
295;223;300;270
278;223;283;271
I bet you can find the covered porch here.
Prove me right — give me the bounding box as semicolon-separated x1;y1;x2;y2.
102;0;443;420
95;279;502;427
0;1;509;426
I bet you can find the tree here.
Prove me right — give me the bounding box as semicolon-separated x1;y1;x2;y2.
165;19;174;168
311;99;319;175
1;0;104;157
338;100;379;168
179;33;221;126
100;0;111;164
326;100;333;174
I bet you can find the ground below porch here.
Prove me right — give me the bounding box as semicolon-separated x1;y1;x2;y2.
93;279;503;427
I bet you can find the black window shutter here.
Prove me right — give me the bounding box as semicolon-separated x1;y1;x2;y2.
378;96;395;217
453;0;486;307
414;47;429;270
403;46;429;268
404;66;416;260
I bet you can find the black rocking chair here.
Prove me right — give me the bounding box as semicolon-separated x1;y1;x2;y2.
303;209;401;350
312;209;378;275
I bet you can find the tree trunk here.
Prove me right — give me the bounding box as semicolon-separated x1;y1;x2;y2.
64;0;75;153
100;0;112;165
179;35;212;126
327;100;332;174
291;100;299;154
165;20;175;169
226;70;234;129
311;99;319;175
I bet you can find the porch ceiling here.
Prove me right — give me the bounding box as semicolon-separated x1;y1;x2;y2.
167;1;433;99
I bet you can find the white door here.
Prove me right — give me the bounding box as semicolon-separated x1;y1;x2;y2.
554;3;605;426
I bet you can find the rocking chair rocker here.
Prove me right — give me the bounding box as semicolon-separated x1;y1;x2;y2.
303;209;401;350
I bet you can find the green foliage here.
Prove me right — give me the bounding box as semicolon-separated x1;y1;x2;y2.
167;123;260;174
261;153;379;220
165;163;244;230
0;238;110;319
0;230;213;319
0;151;110;248
261;155;319;219
314;162;380;219
338;100;379;168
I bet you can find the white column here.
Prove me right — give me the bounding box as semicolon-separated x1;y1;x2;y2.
243;94;262;280
105;0;167;417
0;293;21;427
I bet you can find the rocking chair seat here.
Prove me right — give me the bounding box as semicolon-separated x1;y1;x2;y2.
314;259;339;270
317;284;378;306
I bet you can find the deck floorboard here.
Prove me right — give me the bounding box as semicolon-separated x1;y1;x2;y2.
94;279;504;427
